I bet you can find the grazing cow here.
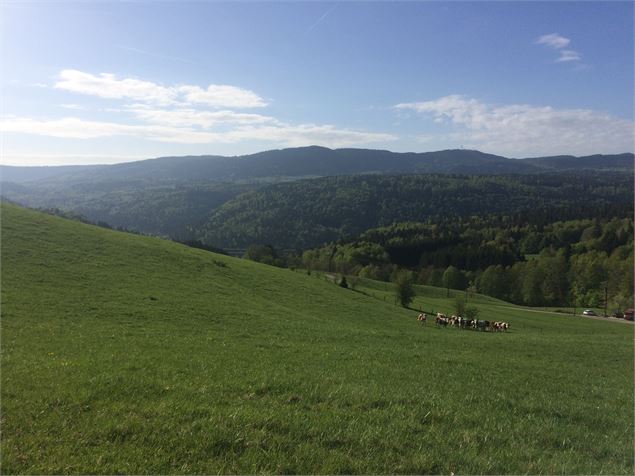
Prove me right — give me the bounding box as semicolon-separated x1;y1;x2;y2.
475;319;486;331
417;313;427;325
435;315;449;327
492;321;509;332
460;318;473;329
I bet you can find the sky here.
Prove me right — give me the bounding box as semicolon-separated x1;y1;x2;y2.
1;1;633;165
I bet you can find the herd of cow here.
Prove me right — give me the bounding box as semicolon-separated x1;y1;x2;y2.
417;313;510;332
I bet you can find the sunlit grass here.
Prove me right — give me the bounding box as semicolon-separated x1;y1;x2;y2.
1;204;633;474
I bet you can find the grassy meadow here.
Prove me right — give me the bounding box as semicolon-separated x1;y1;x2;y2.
1;203;633;474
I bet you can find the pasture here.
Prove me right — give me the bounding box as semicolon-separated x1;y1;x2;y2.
1;204;633;474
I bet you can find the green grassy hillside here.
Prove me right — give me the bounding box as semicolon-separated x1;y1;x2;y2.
1;203;633;474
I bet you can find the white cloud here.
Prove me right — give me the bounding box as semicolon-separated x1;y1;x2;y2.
54;69;268;108
123;105;276;128
55;69;178;105
535;33;581;63
395;95;634;156
6;69;394;150
1;115;396;147
555;49;582;63
178;85;268;108
535;33;570;49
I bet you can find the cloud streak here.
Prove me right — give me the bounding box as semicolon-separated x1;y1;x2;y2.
123;105;276;128
395;95;634;156
535;32;581;63
55;70;178;105
54;69;268;108
535;33;570;50
555;50;582;63
179;85;267;108
1;115;395;147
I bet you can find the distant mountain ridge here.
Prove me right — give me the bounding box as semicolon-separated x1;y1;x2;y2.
2;147;632;184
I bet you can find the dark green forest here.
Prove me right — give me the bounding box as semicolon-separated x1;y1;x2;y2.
302;217;634;310
200;172;633;249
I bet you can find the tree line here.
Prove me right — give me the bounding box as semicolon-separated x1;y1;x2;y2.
300;217;634;310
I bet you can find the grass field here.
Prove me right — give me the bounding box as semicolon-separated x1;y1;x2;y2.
1;203;633;474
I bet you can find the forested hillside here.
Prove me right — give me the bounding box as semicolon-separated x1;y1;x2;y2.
200;172;634;250
302;217;634;310
2;148;632;242
1;182;255;239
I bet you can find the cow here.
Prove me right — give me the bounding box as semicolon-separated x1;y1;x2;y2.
460;318;473;329
435;314;449;327
476;320;490;331
417;313;427;326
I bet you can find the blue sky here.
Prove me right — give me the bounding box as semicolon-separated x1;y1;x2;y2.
1;1;633;165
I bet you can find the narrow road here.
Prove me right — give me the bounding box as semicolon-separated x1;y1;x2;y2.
493;305;634;325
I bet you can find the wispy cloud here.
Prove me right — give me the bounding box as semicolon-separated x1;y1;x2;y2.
555;49;582;63
395;95;634;156
1;115;395;147
535;33;570;50
54;69;267;108
535;32;582;63
55;70;178;105
123;105;276;127
6;69;396;149
178;85;268;108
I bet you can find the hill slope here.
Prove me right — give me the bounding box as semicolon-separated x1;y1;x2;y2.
1;204;633;474
200;173;634;249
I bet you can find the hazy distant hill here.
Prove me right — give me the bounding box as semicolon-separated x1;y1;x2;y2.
0;164;102;183
523;153;634;171
2;147;632;184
